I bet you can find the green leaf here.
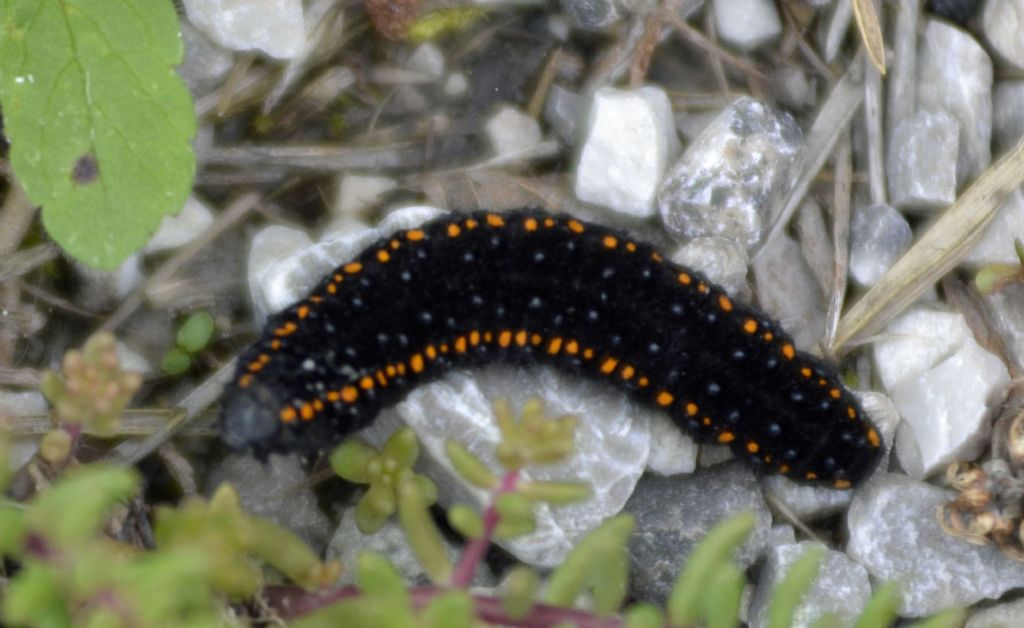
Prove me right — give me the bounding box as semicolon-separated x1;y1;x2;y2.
0;0;196;269
418;590;474;628
624;603;664;628
445;440;498;490
668;512;754;626
161;347;192;375
1;563;71;628
855;581;901;628
907;608;968;628
447;505;484;539
543;514;634;608
768;546;825;628
331;439;378;484
397;480;452;584
501;566;538;620
28;465;138;547
706;562;745;628
176;312;215;354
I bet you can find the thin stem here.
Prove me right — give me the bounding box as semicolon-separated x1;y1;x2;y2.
449;469;520;587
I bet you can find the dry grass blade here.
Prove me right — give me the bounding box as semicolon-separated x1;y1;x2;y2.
852;0;886;75
831;134;1024;354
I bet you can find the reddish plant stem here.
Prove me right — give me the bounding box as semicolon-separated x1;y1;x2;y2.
449;469;520;587
264;585;624;628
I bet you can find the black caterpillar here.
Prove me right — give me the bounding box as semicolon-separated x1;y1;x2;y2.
221;209;883;489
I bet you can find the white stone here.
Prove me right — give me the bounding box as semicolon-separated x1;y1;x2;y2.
963;187;1024;266
982;0;1024;71
993;80;1024;151
891;338;1008;479
872;308;969;391
847;474;1024;617
444;73;468;98
333;174;398;217
1;391;47;471
849;203;913;286
917;19;993;185
406;43;445;80
183;0;306;59
362;364;658;568
575;86;681;218
645;412;698;476
748;541;871;628
658;97;802;247
115;341;152;377
712;0;781;51
485;106;544;159
873;308;1009;479
178;21;234;97
887;110;959;212
248;206;446;318
967;597;1024;628
144;195;216;254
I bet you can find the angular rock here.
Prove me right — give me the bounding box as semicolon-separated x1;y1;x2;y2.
406;43;445;80
887;110;958;212
575;86;680;218
658;97;802;248
560;0;622;30
485;106;544;159
145;195;216;254
183;0;306;59
543;84;584;145
874;308;1008;479
333;174;398;218
178;21;234;98
917;18;993;185
966;597;1024;628
712;0;781;51
624;462;772;604
1;391;47;470
847;473;1024;617
849;203;913;286
963;187;1024;266
981;0;1024;71
748;541;871;628
362;363;659;568
993;80;1024;152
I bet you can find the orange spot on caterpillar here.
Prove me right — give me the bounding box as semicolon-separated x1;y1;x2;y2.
603;235;618;249
544;218;556;228
718;431;736;443
763;332;774;342
410;354;424;373
656;391;673;406
697;282;708;294
801;367;812;378
499;330;512;348
327;284;337;294
344;262;362;274
486;214;505;227
342;386;358;402
455;336;467;353
779;464;791;474
376;370;388;386
830;388;842;399
678;272;692;285
746;441;759;454
515;331;527;347
360;376;374;390
297;305;310;319
247;361;262;373
781;343;795;360
397;363;406;376
719;295;733;312
377;250;390;263
868;429;881;448
651;252;663;262
310;296;323;304
806;471;818;480
583;348;595;359
848;406;857;419
484;332;493;343
565;339;579;354
621;365;634;380
531;333;542;346
281;407;297;423
638;377;649;387
834;479;851;489
743;319;757;334
686;402;698;416
524;218;538;232
601;357;619;374
426;345;437;359
448;224;462;237
466;219;478;229
386;365;397;377
274;322;298;337
239;374;253;388
327;391;340;402
469;331;480;346
271;340;282;350
300;403;314;421
313;400;324;411
390;240;400;249
568;219;584;233
626;242;637;252
548;337;563;355
407;229;425;241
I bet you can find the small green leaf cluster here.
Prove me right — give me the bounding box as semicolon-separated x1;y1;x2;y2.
0;465;225;627
38;332;142;462
0;464;343;628
161;312;217;375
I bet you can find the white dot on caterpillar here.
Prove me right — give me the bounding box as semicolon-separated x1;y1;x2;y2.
303;359;316;371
